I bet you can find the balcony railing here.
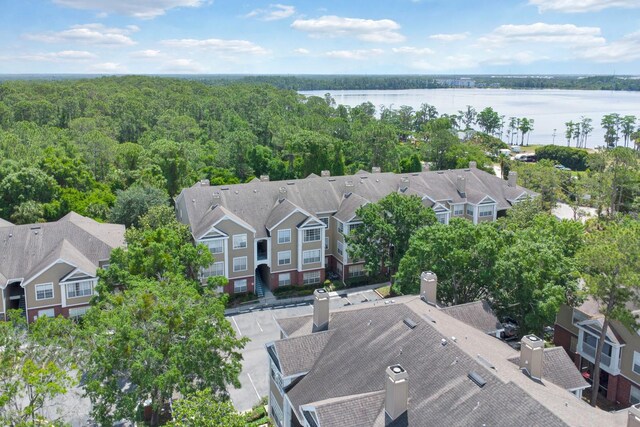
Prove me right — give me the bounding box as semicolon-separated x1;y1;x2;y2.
257;250;268;261
581;342;612;368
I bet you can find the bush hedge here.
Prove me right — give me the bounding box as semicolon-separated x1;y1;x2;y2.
535;145;590;171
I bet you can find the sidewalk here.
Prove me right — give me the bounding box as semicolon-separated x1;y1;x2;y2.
224;282;389;316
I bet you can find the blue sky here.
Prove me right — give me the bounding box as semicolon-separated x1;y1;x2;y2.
1;0;639;74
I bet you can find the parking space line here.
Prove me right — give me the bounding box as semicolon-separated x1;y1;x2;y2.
256;319;263;332
247;373;261;400
232;316;242;336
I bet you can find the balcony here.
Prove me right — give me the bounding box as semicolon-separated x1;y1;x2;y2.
581;342;612;367
257;249;268;261
256;239;269;263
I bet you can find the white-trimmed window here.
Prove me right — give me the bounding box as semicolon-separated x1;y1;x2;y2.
632;385;640;405
211;261;224;276
69;306;90;319
35;283;54;300
479;206;494;217
277;251;291;266
233;234;247;249
207;239;224;254
278;273;291;286
303;249;321;264
277;229;291;244
233;256;247;272
453;206;464;216
325;236;329;250
348;223;361;234
66;280;94;299
337;221;344;235
319;217;329;228
337;241;344;257
234;279;247;293
633;352;640;375
436;214;447;224
349;264;366;278
37;308;55;318
303;228;321;243
466;205;474;216
303;271;321;285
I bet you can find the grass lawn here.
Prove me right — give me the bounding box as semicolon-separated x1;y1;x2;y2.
375;285;392;298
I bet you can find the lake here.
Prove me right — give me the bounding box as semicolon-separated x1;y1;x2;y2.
300;88;640;148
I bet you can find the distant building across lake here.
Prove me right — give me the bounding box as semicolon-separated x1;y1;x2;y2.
435;78;476;88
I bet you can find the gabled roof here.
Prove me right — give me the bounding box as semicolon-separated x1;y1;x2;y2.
192;204;256;240
0;213;125;288
334;193;369;223
440;300;503;334
273;330;335;377
508;347;589;391
577;318;625;345
276;302;568;427
265;199;307;231
0;218;13;227
176;167;537;239
22;239;96;287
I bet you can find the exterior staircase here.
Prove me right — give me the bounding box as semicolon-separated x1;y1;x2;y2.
255;274;265;298
18;295;26;316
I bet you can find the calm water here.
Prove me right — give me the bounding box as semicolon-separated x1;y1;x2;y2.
300;89;640;148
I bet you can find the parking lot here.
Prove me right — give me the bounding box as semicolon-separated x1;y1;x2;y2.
227;289;382;412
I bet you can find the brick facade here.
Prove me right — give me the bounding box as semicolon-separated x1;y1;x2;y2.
553;324;576;359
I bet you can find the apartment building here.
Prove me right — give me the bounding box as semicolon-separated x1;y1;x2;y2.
175;164;535;295
555;300;640;407
0;212;125;323
265;285;622;427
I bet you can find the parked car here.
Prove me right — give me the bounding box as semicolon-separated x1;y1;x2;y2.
510;145;521;153
554;164;571;171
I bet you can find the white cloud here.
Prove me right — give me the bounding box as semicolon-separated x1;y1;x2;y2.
53;0;205;19
410;54;478;71
130;49;163;58
89;62;125;72
246;4;296;21
25;23;137;46
482;51;547;66
291;15;405;43
324;49;384;60
529;0;640;13
19;50;98;62
429;32;470;42
392;46;434;55
161;58;205;73
578;30;640;62
293;48;310;54
161;38;269;55
479;23;605;47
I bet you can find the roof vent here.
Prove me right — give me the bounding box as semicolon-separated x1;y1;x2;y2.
221;187;230;191
212;191;220;199
279;187;287;194
345;180;354;187
468;371;487;388
400;176;409;183
403;318;417;329
287;182;295;186
328;178;336;182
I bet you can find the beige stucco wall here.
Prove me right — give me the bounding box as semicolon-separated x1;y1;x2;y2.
214;219;254;279
270;212;306;273
611;319;640;383
329;216;345;264
555;305;579;335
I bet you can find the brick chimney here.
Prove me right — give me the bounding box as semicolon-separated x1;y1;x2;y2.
385;365;409;425
469;161;477;169
520;335;544;380
628;405;640;427
508;171;517;188
260;175;269;182
372;166;381;174
456;175;466;197
420;271;437;305
321;170;330;177
312;289;330;332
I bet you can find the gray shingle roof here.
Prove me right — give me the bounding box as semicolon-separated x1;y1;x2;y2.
265;199;304;231
507;347;589;391
177;168;536;239
0;213;125;287
440;300;503;334
0;218;13;227
280;304;566;427
274;330;335;377
334;193;369;223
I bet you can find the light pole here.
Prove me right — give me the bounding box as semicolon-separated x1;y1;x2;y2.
552;128;556;145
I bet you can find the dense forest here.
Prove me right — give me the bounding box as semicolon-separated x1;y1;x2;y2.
0;76;501;225
2;74;639;91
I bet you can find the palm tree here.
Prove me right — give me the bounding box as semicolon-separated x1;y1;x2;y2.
580;117;593;148
565;121;574;147
620;115;637;148
518;118;533;146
